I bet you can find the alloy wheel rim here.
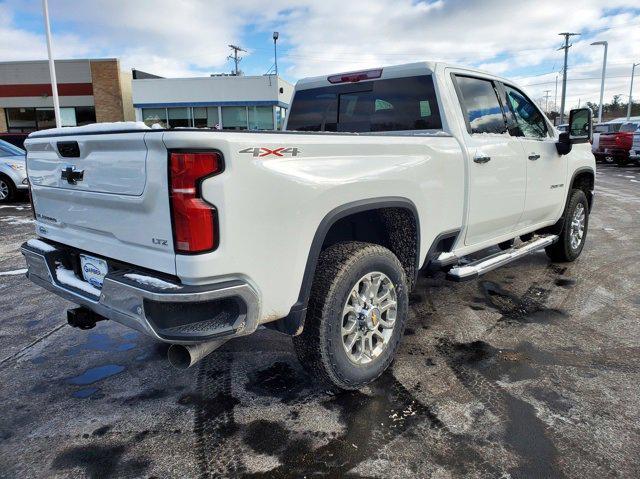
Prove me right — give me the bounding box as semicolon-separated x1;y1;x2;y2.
569;203;585;250
341;271;398;365
0;180;8;200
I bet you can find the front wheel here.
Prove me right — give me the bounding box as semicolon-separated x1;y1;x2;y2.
293;242;409;390
545;189;589;262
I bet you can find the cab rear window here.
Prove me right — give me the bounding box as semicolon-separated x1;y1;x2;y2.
287;75;442;133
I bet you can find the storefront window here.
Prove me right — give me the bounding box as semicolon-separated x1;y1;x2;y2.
167;107;190;128
36;109;56;130
5;106;95;132
207;107;220;128
248;106;274;130
6;108;36;132
142;108;167;128
193;107;207;128
60;108;77;127
221;106;247;130
75;106;96;126
275;107;287;130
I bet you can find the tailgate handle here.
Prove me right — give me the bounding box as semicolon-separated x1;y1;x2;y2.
61;166;84;185
57;141;80;158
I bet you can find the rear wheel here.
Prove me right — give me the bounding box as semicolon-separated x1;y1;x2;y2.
0;176;16;204
293;242;409;390
545;189;589;262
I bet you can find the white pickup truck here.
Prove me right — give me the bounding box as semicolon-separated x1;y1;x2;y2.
21;62;595;390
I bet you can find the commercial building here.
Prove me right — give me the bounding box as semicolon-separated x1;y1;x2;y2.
132;74;294;130
0;58;134;133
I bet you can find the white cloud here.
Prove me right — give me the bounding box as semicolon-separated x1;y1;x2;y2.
1;0;639;106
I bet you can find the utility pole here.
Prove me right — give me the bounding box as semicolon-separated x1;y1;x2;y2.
591;41;608;124
558;32;580;124
554;74;558;113
227;44;246;76
543;90;551;113
628;62;640;119
42;0;60;128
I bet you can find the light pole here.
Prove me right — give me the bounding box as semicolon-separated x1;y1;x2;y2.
628;62;640;120
273;31;279;77
558;32;580;124
590;41;608;124
42;0;60;128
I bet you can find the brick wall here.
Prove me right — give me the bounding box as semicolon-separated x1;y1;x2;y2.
0;108;7;133
90;59;125;123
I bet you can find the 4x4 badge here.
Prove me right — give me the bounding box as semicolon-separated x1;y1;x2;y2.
239;147;300;157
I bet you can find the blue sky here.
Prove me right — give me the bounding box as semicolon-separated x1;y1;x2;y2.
1;0;639;110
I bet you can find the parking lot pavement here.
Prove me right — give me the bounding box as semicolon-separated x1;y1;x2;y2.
0;164;638;479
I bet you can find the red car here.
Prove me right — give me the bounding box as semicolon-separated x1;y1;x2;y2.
595;121;640;166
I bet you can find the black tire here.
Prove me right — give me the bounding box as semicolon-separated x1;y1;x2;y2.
0;175;16;204
545;189;589;262
292;242;409;390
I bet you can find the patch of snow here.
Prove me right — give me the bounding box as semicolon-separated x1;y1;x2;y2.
124;273;181;290
0;268;27;276
27;238;56;252
0;205;27;210
29;121;151;138
55;266;101;297
604;227;615;232
631;179;638;183
624;175;636;179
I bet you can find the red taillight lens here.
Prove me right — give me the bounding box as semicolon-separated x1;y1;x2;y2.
169;151;222;253
327;68;383;84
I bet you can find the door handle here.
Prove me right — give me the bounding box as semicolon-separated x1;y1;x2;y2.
473;154;491;164
528;153;540;161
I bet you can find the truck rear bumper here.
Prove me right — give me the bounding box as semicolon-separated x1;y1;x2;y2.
21;240;260;344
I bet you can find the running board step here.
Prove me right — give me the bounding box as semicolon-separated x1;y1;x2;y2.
446;235;559;282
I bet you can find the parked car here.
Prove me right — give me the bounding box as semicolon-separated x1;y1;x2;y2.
595;121;640;166
556;123;569;133
0;139;28;203
21;62;594;390
0;133;29;150
592;122;620;163
630;131;640;165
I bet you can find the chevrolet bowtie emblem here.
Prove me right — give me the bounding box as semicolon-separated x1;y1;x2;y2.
61;166;84;185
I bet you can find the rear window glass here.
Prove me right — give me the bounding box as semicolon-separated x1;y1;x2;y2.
454;76;506;134
619;122;639;132
287;75;442;132
594;124;610;134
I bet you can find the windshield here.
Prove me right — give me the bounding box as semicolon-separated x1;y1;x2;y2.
0;139;25;157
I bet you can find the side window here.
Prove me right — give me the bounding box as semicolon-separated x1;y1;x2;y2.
455;76;506;134
504;85;548;139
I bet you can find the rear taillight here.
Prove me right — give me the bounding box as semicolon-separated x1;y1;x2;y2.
169;151;223;254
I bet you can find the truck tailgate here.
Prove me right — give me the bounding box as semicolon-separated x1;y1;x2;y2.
25;132;176;275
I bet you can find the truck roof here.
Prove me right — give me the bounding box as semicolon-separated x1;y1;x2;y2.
294;61;513;91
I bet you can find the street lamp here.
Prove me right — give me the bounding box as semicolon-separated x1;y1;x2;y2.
590;41;607;124
628;62;640;120
273;31;279;77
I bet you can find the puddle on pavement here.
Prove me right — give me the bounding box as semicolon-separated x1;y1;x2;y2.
67;364;125;386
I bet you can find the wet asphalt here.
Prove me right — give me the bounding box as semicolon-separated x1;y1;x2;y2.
0;164;639;478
